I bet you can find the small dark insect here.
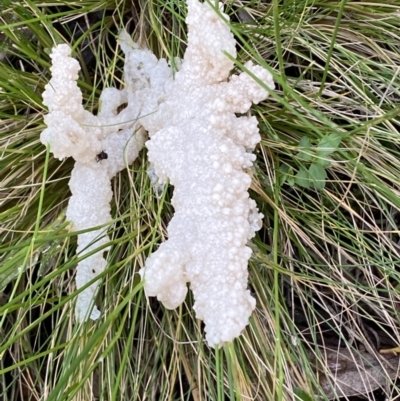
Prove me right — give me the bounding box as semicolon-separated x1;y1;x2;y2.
96;150;108;162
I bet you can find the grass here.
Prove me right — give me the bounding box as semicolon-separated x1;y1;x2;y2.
2;0;400;400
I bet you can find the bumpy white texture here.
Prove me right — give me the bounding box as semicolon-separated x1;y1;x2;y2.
68;163;111;320
139;0;274;347
41;39;171;321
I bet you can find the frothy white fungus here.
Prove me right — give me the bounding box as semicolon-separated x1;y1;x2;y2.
41;0;274;345
139;0;274;347
41;38;170;321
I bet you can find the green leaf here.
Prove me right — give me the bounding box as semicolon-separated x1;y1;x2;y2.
299;136;311;148
287;175;295;186
297;136;313;161
309;163;327;190
295;168;310;188
279;164;291;174
278;165;295;186
314;157;331;167
316;133;342;158
293;387;315;401
278;164;290;186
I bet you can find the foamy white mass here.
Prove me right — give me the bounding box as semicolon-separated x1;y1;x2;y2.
139;0;274;347
41;0;273;345
41;39;170;321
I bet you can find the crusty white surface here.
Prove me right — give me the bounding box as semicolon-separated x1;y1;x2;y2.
41;0;274;341
140;0;274;347
41;39;169;321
